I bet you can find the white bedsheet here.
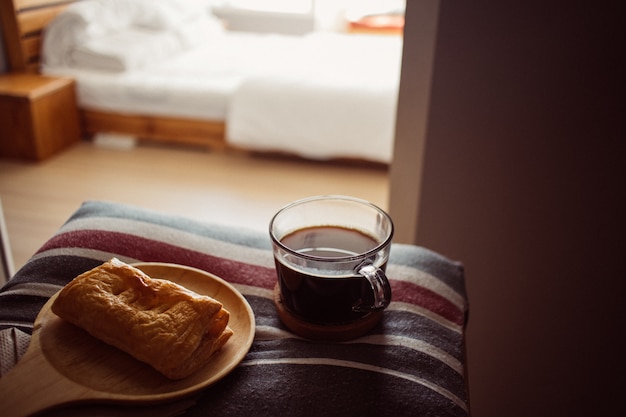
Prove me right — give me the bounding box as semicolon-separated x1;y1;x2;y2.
227;74;398;163
226;34;401;163
44;32;311;119
43;26;402;162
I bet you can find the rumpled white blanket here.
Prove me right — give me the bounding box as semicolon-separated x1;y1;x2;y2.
42;0;221;71
43;0;139;67
68;28;180;72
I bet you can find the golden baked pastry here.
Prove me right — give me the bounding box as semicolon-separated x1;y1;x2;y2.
51;258;233;379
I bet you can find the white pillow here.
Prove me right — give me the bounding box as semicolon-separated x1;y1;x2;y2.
133;0;214;30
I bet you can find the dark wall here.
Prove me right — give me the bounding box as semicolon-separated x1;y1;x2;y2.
0;22;7;73
414;1;624;416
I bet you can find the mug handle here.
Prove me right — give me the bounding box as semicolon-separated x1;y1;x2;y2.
353;262;392;312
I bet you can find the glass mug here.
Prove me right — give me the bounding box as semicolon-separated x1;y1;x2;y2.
270;196;393;339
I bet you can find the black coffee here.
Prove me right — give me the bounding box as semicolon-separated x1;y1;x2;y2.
280;225;378;258
276;226;384;324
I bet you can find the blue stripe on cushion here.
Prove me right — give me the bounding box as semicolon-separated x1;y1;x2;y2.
64;200;272;250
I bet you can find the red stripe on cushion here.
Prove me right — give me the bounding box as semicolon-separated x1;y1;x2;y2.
38;230;278;289
390;280;465;326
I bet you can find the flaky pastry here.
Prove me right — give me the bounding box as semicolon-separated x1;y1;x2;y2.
51;258;233;379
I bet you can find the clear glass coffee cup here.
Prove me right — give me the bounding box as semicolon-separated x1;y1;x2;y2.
269;195;393;340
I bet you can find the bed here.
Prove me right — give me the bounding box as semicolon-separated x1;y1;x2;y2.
1;0;402;164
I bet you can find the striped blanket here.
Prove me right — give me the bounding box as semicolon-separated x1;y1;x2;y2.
0;201;469;416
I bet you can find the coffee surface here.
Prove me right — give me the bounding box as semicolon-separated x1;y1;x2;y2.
280;226;378;258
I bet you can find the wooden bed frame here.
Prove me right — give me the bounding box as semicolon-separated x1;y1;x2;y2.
0;0;227;149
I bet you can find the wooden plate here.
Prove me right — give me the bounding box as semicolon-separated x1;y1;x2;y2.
0;263;255;417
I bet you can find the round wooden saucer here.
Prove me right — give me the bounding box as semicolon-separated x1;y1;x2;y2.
273;284;383;341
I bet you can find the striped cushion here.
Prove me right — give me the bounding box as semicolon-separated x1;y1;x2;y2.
0;200;469;416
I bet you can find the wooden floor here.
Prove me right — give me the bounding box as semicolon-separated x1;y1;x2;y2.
0;140;389;273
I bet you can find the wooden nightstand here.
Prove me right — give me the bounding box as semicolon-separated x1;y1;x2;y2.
0;73;81;161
